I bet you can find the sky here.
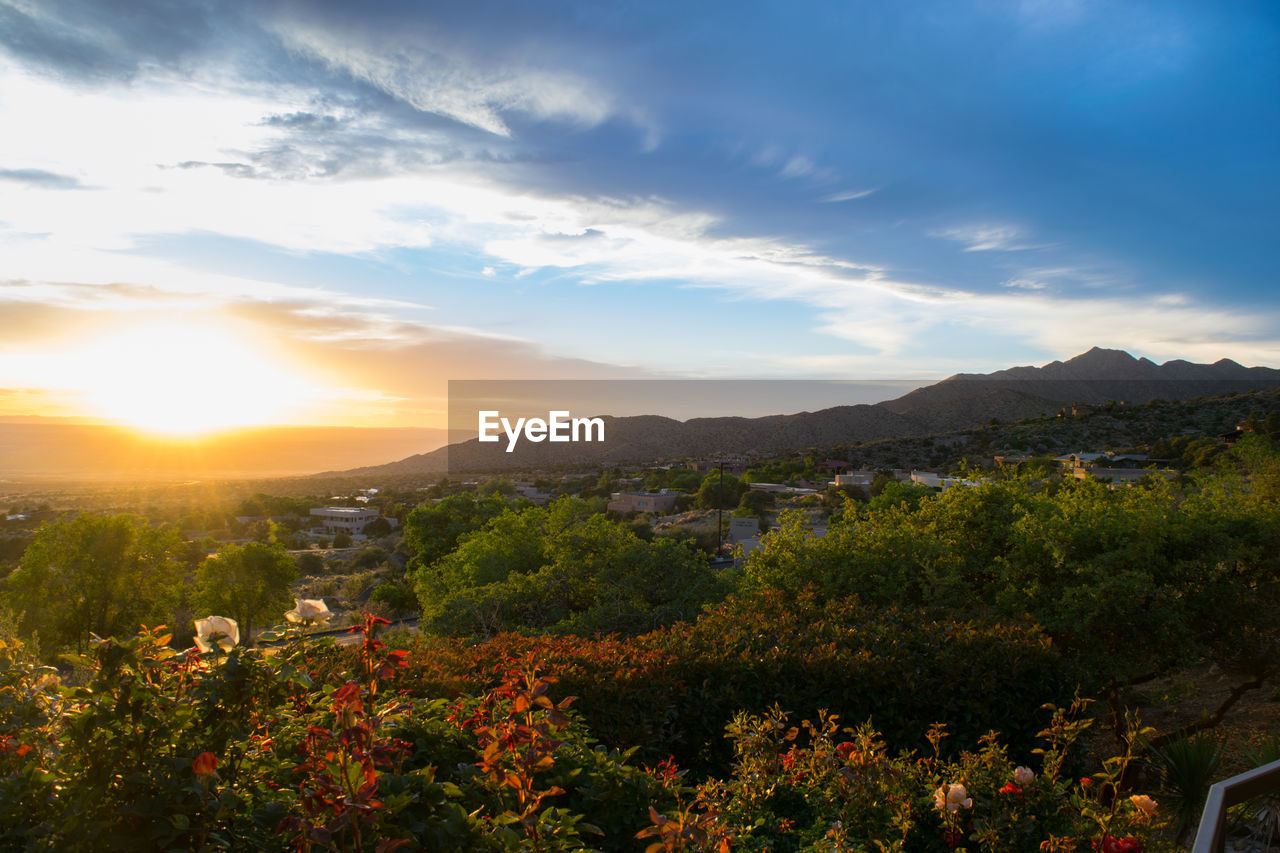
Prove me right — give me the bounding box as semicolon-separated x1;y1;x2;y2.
1;0;1277;431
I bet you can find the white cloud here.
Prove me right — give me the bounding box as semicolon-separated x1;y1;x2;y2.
1;41;1276;395
935;223;1041;252
821;188;876;202
781;155;815;178
274;19;616;137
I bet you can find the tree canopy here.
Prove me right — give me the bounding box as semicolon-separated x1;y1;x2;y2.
193;541;299;643
413;497;727;637
4;513;181;652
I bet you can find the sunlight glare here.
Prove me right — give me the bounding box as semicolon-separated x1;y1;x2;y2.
80;322;318;434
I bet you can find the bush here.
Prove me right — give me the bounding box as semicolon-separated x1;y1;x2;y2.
394;590;1076;776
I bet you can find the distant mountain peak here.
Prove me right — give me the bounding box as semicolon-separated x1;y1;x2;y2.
1063;346;1137;365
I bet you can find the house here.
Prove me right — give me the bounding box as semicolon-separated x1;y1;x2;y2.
1072;467;1174;485
309;507;381;535
910;471;988;491
606;491;679;514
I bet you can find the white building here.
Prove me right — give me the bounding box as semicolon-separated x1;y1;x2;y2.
309;507;380;535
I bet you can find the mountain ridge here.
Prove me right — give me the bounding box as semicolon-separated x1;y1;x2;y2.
326;348;1280;476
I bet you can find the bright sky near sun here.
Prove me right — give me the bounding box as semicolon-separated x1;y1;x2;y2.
1;0;1278;431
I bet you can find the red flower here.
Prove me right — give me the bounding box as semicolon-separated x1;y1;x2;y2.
1000;782;1022;796
192;752;218;777
1080;776;1093;788
836;741;856;760
1094;837;1143;853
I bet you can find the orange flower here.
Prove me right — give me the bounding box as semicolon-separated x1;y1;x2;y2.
193;751;218;777
1129;794;1157;818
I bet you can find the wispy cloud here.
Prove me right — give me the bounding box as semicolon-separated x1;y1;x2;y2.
821;188;876;202
0;167;85;189
273;18;619;138
934;223;1043;252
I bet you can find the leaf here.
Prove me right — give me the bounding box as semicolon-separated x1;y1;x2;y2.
375;841;411;853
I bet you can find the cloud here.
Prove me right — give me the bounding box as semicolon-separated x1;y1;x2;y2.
0;277;648;426
821;188;876;202
0;167;85;189
273;16;618;138
1001;277;1047;290
780;155;815;178
0;0;220;82
934;223;1043;252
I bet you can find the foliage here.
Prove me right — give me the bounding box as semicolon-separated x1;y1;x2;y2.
390;590;1073;777
413;499;725;638
362;517;393;538
676;700;1171;853
1143;733;1224;842
696;474;746;511
0;622;1178;853
402;494;512;573
743;469;1280;690
194;541;299;644
2;513;182;652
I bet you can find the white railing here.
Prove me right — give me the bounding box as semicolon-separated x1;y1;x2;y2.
1192;758;1280;852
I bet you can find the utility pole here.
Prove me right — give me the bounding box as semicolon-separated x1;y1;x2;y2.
715;460;724;557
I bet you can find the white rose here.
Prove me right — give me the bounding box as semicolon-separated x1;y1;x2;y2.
284;598;332;625
934;783;973;812
194;616;239;653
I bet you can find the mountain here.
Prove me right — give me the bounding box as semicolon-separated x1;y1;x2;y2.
331;348;1280;476
885;347;1280;422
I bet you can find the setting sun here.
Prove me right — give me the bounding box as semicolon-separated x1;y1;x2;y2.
79;322;318;434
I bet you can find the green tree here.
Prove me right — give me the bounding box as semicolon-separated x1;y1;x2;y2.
295;551;324;574
332;532;353;548
477;477;517;498
737;488;775;523
5;513;181;652
403;493;510;572
697;472;746;509
415;498;725;637
362;516;393;538
193;541;298;644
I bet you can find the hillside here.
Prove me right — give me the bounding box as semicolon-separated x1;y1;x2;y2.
329;347;1280;475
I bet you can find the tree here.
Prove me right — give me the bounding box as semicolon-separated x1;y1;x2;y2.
332;532;353;548
5;513;181;652
414;498;725;637
295;551;324;574
193;542;298;645
477;478;516;498
403;493;510;573
737;488;776;522
697;472;746;509
362;517;392;538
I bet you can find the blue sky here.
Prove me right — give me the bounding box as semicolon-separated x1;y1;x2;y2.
0;0;1277;428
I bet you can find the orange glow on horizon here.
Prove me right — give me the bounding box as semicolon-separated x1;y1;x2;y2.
76;322;322;435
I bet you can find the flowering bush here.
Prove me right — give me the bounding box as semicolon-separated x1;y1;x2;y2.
0;620;1178;852
683;701;1174;853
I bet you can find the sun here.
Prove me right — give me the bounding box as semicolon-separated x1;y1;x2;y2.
80;322;317;434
